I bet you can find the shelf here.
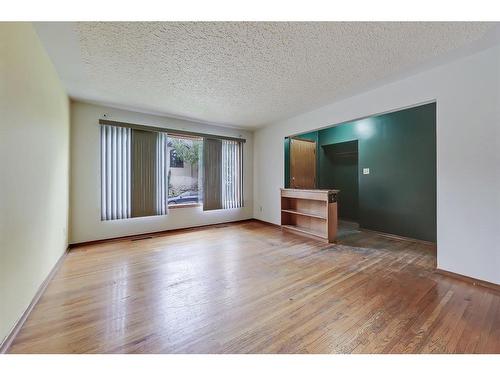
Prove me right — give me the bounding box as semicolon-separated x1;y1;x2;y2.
281;209;326;220
281;189;338;243
281;225;328;239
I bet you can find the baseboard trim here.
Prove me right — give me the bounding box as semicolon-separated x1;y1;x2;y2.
252;219;435;246
0;247;69;354
435;269;500;293
252;218;281;228
69;218;255;248
358;227;436;247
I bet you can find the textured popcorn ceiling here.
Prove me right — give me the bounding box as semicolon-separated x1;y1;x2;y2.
40;22;496;128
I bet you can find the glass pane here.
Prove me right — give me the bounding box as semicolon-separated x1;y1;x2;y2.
167;136;202;206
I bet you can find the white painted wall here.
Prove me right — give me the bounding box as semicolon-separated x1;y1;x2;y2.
70;101;253;244
0;23;70;344
254;45;500;285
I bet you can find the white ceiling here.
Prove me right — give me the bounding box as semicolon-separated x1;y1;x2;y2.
35;22;499;129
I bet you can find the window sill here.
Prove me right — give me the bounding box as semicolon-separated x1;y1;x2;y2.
168;203;202;209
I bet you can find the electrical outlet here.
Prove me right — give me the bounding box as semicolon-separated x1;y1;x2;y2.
259;206;263;212
363;168;370;175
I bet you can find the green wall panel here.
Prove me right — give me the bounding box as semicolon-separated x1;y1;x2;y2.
321;140;359;221
284;102;436;242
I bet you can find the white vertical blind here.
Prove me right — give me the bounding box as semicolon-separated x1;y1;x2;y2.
101;125;131;220
222;140;244;209
156;132;169;215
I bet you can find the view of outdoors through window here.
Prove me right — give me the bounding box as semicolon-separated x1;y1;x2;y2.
167;136;202;206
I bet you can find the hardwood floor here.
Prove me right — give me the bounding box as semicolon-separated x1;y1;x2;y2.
7;220;500;353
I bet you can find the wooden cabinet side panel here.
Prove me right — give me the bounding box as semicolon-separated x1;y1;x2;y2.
327;202;338;242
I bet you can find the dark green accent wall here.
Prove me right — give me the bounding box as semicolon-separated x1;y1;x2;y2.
284;102;436;242
321;140;359;221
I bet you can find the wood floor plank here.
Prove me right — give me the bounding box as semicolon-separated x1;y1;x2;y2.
7;220;500;353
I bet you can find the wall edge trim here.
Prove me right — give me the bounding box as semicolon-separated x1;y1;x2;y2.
69;218;256;248
435;269;500;294
359;227;437;247
252;218;281;228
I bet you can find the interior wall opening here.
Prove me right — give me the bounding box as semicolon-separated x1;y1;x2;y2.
320;140;359;222
283;102;437;243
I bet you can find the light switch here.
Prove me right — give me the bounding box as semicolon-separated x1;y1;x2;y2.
363;168;370;175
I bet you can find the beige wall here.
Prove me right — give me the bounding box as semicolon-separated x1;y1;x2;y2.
70;101;253;244
0;23;70;344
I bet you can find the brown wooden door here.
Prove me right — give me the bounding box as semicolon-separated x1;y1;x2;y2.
290;138;316;189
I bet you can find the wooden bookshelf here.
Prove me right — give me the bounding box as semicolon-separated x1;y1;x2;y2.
280;188;339;243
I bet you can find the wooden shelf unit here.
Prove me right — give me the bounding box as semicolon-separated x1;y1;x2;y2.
280;188;339;243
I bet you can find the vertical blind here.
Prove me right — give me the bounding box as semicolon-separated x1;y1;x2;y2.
101;125;131;220
222;140;244;209
156;132;169;215
202;138;222;210
131;130;158;218
203;138;244;210
101;122;244;219
101;125;169;220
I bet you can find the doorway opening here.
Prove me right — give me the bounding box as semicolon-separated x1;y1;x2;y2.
283;101;436;243
321;140;359;222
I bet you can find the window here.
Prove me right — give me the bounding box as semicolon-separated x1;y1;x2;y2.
100;122;244;219
167;136;202;207
169;149;184;168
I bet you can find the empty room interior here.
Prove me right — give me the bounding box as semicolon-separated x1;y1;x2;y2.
2;20;500;356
